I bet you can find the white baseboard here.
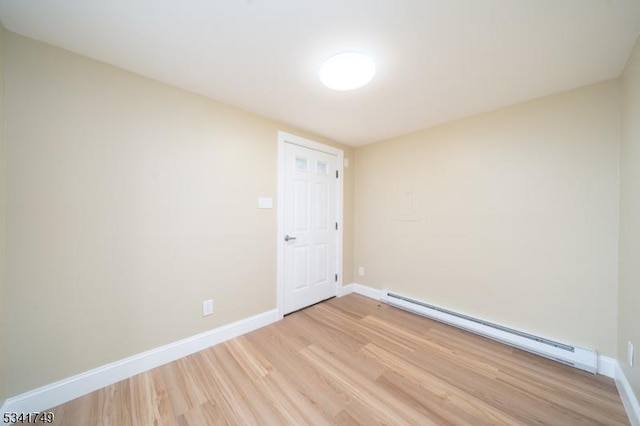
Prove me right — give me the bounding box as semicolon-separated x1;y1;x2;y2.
1;308;280;416
616;362;640;426
338;283;384;300
597;355;617;379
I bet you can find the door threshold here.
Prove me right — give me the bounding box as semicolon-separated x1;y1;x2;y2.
284;296;336;316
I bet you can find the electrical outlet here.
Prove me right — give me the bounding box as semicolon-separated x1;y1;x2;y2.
629;341;634;367
203;299;213;317
358;266;365;276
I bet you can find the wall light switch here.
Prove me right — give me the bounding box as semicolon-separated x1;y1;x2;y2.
203;299;213;317
358;266;365;276
629;341;634;367
344;158;350;168
258;197;273;209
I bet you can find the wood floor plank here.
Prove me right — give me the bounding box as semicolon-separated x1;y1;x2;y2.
223;336;328;425
45;294;630;425
94;380;132;426
290;311;387;382
200;344;282;424
312;303;416;354
404;341;605;424
300;344;438;426
376;369;479;425
50;389;96;425
246;322;352;418
129;369;176;426
360;342;522;425
176;401;225;426
158;355;211;417
224;336;274;380
251;371;333;425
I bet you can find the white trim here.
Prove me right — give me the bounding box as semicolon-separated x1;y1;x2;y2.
0;308;279;416
616;362;640;426
337;283;384;300
597;355;617;378
277;136;286;318
277;131;344;317
279;132;344;157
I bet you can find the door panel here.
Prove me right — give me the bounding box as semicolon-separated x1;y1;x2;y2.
294;180;309;232
316;182;328;230
316;243;328;283
293;246;309;291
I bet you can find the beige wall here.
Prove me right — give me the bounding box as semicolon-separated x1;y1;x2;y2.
354;81;620;356
619;35;640;399
3;32;353;396
0;26;7;405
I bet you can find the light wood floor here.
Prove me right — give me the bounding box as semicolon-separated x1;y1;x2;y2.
49;294;629;425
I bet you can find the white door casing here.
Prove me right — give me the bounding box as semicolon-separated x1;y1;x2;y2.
277;132;343;316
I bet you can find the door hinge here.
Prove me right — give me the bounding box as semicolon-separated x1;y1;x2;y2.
335;222;338;230
335;273;338;282
336;170;339;178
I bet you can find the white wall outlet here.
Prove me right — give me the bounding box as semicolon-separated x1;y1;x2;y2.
203;299;213;317
358;266;365;276
629;341;634;367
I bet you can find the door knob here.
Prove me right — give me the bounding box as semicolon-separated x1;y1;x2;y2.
284;235;297;242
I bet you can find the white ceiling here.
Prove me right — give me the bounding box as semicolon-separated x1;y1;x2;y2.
1;1;639;146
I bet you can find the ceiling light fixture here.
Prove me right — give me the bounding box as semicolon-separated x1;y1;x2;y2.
319;52;376;91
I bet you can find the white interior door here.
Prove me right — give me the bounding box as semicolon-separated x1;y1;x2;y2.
283;142;339;314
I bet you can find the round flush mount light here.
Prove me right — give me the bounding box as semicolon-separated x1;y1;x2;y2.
319;52;376;91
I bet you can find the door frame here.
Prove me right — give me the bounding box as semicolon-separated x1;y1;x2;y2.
277;131;344;318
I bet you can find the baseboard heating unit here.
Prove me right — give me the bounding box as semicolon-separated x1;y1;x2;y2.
382;291;598;374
